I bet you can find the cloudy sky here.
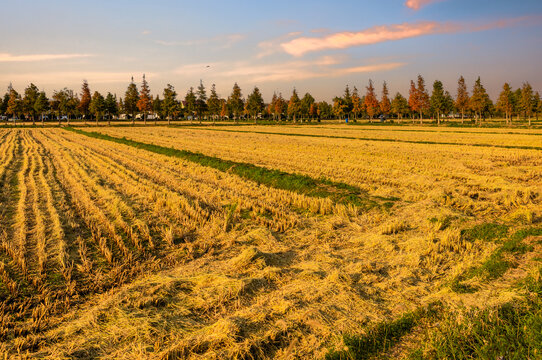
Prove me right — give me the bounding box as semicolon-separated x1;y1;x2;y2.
1;0;541;101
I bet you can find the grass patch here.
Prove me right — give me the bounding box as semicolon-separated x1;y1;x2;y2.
451;226;540;290
461;223;509;242
65;127;396;210
412;268;542;360
326;304;442;360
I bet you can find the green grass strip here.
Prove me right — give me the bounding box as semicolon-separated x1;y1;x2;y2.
64;127;394;209
183;127;542;151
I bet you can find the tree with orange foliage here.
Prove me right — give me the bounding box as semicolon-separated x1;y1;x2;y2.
364;80;379;121
137;74;152;124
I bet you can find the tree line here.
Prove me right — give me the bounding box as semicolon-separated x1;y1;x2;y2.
1;74;541;126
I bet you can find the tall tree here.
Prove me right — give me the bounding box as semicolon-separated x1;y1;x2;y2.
1;92;9;124
430;80;446;125
455;76;469;123
343;85;353;119
23;83;40;125
79;80;91;124
137;74;152;124
104;92;118;125
496;83;514;124
51;89;70;125
391;92;408;121
469;77;491;124
34;91;49;125
246;86;265;123
269;92;278;121
227;83;244;122
195;80;208;123
287;88;301;122
124;77;139;125
162;84;178;124
364;80;379;121
416;75;430;123
534;92;541;122
317;101;332;121
184;87;197;122
7;87;22;125
380;81;391;118
520;82;534;125
408;80;418;123
300;93;315;121
332;97;346;120
89;91;105;126
152;95;162;124
351;86;363;121
274;93;287;121
207;84;221;124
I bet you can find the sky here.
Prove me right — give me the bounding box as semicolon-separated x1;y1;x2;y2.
1;0;541;102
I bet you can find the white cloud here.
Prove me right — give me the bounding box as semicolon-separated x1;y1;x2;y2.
0;53;93;62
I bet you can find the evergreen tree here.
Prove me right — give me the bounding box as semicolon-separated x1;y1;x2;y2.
79;80;92;124
430;80;446;125
89;91;105;125
455;76;469;123
124;77;139;124
496;83;514;124
23;83;40;125
287;88;301;122
162;84;178;124
351;87;363;121
227;83;244;122
207;84;221;124
364;80;379;121
104;92;118;125
300;92;315;121
469;77;491;124
34;91;49;125
246;86;264;123
416;75;430;123
7;87;22;125
391;92;408;120
184;87;197;121
380;81;391;117
195;80;208;123
343;85;353;119
520;82;534;125
137;74;152;124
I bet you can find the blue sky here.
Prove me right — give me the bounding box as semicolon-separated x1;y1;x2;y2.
1;0;541;101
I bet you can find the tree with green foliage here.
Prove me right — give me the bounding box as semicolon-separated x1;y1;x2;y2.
520;82;534;126
496;83;514;124
104;92;118;125
342;85;353;120
430;80;446;125
416;75;430;123
162;84;178;124
351;87;363;121
470;77;491;124
364;80;379;121
512;88;522;122
391;92;408;121
534;92;541;122
317;101;332;121
34;91;49;125
380;82;391;118
23;83;40;125
7;86;22;125
50;88;70;125
207;84;221;124
274;93;287;121
195;80;208;123
288;88;302;122
79;80;92;124
184;87;197;122
455;76;469;123
137;74;152;124
227;83;244;122
124;78;139;124
246;86;265;123
89;91;105;126
300;92;315;121
333;96;346;120
1;91;9;124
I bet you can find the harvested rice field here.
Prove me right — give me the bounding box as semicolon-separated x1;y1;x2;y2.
0;125;541;359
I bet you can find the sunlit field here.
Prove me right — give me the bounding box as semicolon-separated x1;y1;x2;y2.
0;124;541;359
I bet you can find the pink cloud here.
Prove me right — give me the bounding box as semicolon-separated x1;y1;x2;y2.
280;15;541;57
281;21;446;57
405;0;441;10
